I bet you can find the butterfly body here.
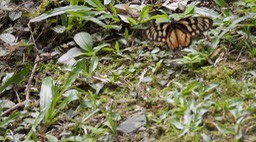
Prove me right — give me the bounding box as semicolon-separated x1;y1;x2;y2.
146;17;213;49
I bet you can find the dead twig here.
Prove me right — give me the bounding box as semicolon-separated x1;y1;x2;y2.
27;23;38;53
14;88;21;103
1;102;25;117
137;68;147;87
25;55;40;100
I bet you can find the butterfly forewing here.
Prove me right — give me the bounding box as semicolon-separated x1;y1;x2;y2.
145;17;213;49
146;23;170;42
178;17;213;36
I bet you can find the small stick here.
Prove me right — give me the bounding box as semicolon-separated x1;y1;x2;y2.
25;55;40;100
14;88;21;103
1;103;25;116
137;68;147;87
27;23;38;53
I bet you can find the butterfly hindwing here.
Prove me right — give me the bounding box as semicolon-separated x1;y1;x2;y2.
167;27;192;49
146;17;213;49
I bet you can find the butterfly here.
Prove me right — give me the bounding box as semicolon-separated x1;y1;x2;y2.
145;17;213;49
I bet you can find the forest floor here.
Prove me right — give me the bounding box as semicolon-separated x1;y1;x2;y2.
1;0;256;141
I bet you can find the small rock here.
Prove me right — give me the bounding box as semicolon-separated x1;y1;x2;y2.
117;112;146;134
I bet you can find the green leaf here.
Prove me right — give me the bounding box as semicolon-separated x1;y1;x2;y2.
57;89;79;111
127;17;137;25
68;10;103;17
89;55;99;74
140;5;149;23
170;118;184;129
195;7;219;18
145;14;169;23
81;100;93;108
213;0;230;16
67;136;86;141
62;59;86;93
0;33;15;44
81;109;100;125
30;6;92;22
220;15;255;38
213;0;227;7
46;134;58;142
74;32;93;52
115;41;120;52
101;109;117;135
182;81;197;96
0;65;32;93
0;111;20;128
8;11;22;21
70;0;79;5
201;133;212;142
40;77;54;111
93;43;111;54
81;125;108;135
109;3;117;17
43;81;60;125
52;25;65;33
124;28;129;42
26;110;45;140
103;24;122;30
210;37;220;49
87;0;104;8
104;0;111;5
83;16;106;27
57;47;84;67
184;5;195;16
110;112;121;121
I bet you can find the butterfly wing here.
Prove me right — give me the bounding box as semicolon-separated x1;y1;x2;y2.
176;17;213;37
166;27;192;49
145;17;213;49
146;23;170;43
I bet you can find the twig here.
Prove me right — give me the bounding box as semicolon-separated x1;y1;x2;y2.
1;103;25;117
27;22;38;53
137;68;147;87
25;55;40;100
236;47;244;61
14;88;21;103
25;22;40;100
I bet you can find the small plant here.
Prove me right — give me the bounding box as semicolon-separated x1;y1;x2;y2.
25;60;84;139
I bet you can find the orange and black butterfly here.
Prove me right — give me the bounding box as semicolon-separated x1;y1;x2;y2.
145;17;213;49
